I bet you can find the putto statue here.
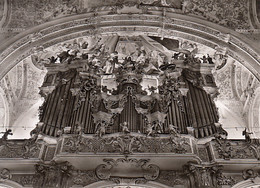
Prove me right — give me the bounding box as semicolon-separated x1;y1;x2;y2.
95;122;107;137
120;122;130;134
146;122;154;136
168;124;180;137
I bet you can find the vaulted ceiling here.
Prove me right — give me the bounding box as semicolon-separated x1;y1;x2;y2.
0;0;259;139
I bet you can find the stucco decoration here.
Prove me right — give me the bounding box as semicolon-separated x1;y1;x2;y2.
0;57;46;137
183;0;250;29
95;158;160;181
62;134;192;154
4;0;251;31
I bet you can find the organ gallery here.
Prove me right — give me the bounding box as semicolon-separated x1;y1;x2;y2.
0;1;260;188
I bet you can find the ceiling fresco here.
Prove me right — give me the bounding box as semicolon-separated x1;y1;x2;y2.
0;0;257;33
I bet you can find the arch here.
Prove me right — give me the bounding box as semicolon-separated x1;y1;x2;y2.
232;177;260;188
0;6;259;81
0;0;11;28
249;0;260;29
0;179;24;188
249;87;260;138
80;180;171;188
0;87;9;129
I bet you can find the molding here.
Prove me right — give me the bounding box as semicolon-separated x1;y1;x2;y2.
0;180;24;188
0;7;259;81
232;177;260;188
0;87;9;130
82;180;171;188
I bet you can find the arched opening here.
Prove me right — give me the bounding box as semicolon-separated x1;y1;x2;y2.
249;87;260;138
81;180;171;188
0;87;9;131
232;177;260;188
0;180;24;188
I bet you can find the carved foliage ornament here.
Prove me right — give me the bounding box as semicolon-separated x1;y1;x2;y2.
73;75;100;111
64;135;86;153
184;163;223;188
213;139;257;160
156;171;188;187
0;137;41;159
62;134;192;154
216;170;236;186
34;161;73;188
72;170;99;186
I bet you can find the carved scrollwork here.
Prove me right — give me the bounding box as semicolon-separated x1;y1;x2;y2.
74;76;100;111
105;134;142;155
168;135;190;154
0;168;12;181
18;175;37;186
158;75;184;111
213;139;257;160
214;139;233;160
63;135;85;153
95;158;160;181
62;134;192;154
72;170;99;186
95;164;112;180
0;137;41;159
143;164;160;180
242;169;258;180
156;171;188;187
216;171;236;186
109;177;148;185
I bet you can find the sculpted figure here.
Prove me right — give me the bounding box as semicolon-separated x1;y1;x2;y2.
120;122;130;134
103;60;114;74
30;123;43;137
168;124;179;137
242;128;253;143
0;129;13;141
146;122;154;136
75;123;83;135
153;121;163;133
96;122;106;137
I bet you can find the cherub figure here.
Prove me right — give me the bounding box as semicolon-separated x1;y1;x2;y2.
168;124;179;137
146;122;154;136
120;122;130;134
95;121;106;137
153;121;163;133
30;123;42;137
75;123;83;135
